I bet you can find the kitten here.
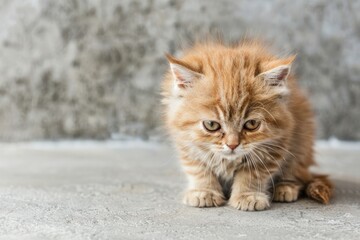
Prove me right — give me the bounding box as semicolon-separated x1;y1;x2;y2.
162;40;333;211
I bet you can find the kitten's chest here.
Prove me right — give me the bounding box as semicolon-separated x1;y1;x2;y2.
211;159;240;182
211;160;241;198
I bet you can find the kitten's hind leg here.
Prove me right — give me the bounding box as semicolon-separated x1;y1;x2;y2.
273;180;302;202
273;161;307;202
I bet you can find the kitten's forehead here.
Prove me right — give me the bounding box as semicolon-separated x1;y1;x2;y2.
190;70;255;124
181;45;277;124
215;91;251;125
203;55;259;123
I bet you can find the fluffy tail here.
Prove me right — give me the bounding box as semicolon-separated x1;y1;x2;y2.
306;174;333;204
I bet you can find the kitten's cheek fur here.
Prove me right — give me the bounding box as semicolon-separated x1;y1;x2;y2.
229;192;270;211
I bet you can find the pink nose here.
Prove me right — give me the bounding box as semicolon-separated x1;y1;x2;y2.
226;144;239;150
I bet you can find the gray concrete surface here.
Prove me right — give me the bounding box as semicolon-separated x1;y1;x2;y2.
0;141;359;240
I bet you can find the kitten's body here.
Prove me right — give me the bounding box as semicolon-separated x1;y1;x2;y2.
162;41;332;210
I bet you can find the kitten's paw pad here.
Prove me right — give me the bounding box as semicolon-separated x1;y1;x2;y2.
183;189;225;208
273;183;300;202
229;192;270;211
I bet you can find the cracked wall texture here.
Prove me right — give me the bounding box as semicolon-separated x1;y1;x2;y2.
0;0;359;140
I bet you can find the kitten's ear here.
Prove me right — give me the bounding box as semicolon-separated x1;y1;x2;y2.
166;54;203;90
259;64;291;85
257;64;292;96
257;55;295;91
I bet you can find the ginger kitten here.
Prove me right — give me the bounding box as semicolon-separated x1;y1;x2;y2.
162;41;333;211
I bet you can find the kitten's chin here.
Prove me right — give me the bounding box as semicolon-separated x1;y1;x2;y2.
221;152;243;162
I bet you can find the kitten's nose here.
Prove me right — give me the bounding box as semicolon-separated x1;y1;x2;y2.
226;143;239;151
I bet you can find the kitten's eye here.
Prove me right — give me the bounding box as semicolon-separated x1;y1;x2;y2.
203;121;221;132
244;119;261;131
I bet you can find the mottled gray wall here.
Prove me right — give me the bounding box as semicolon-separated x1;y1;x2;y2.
0;0;359;141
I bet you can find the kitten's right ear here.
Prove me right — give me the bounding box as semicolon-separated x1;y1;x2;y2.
166;54;203;90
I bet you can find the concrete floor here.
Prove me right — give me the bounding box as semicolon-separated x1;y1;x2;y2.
0;141;359;240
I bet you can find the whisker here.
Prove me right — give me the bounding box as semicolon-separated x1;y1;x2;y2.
251;149;275;201
245;154;253;191
253;146;284;178
261;141;295;159
248;153;261;193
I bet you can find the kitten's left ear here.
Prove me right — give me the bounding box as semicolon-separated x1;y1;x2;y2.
257;57;294;96
258;64;291;86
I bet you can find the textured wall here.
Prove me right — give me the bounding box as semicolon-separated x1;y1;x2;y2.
0;0;359;140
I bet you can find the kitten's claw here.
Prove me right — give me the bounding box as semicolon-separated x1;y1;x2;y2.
229;192;270;211
183;189;225;208
273;183;300;202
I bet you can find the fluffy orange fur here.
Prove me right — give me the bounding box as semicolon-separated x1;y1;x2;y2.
162;40;332;211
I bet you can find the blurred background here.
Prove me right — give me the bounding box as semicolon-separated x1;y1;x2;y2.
0;0;359;141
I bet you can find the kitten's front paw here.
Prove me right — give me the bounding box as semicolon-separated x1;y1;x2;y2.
273;183;300;202
229;192;270;211
183;189;225;208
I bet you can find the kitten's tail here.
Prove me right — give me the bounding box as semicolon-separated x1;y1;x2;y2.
306;174;333;204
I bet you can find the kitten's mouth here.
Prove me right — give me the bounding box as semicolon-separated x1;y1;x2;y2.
226;151;236;155
221;152;243;161
223;149;242;155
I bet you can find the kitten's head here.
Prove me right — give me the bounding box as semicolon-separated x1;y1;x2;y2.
162;43;295;162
